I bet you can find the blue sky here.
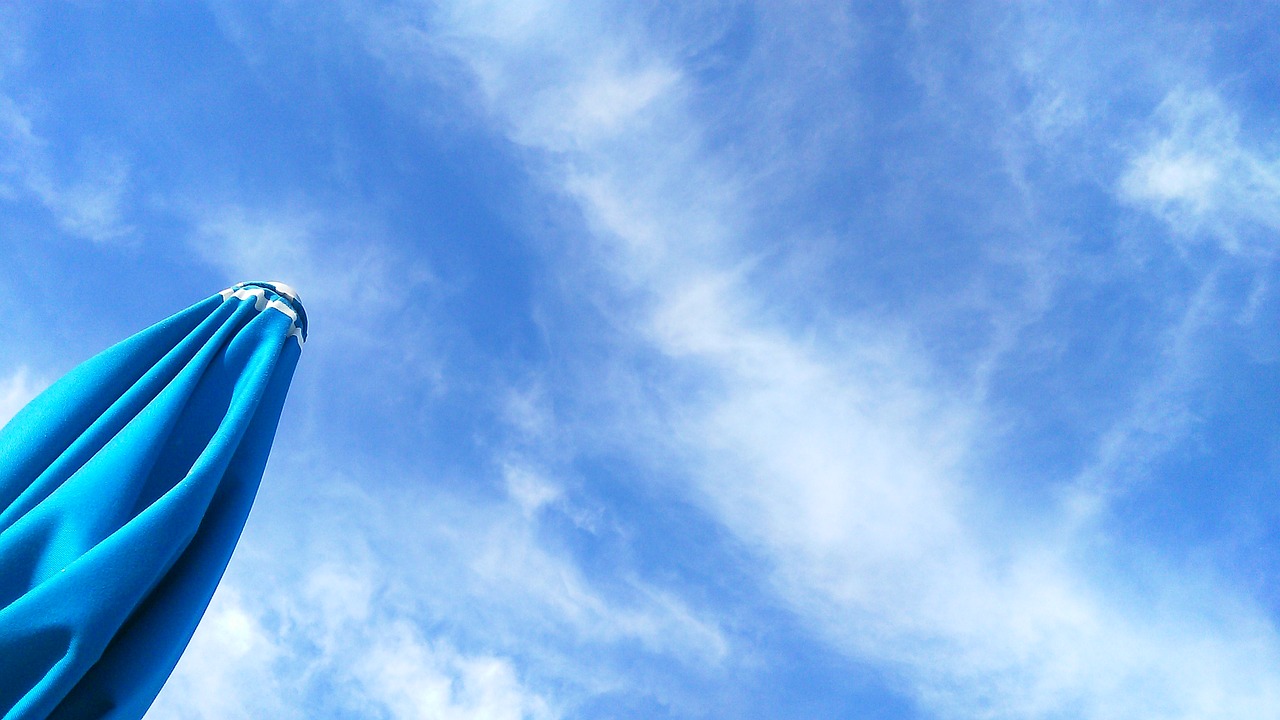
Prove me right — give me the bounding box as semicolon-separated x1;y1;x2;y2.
2;1;1280;717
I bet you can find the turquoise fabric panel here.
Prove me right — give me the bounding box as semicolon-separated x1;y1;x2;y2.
0;283;304;720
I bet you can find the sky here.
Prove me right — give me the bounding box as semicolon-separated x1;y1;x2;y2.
2;1;1280;718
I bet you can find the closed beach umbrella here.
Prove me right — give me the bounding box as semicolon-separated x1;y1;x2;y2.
0;281;307;720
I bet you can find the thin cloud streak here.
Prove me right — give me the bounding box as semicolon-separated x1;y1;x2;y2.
0;94;134;243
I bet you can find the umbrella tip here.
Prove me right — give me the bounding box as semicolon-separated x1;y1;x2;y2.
261;281;300;303
222;281;308;343
257;282;306;336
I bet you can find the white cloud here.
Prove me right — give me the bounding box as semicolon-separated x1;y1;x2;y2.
356;620;554;720
565;64;677;140
145;588;290;720
188;202;416;311
0;366;45;428
0;94;133;243
152;458;726;718
1128;151;1220;206
391;0;685;157
503;464;561;516
389;2;1280;718
150;565;555;720
1121;89;1280;253
501;382;554;443
1062;265;1226;516
444;487;728;667
30;153;133;243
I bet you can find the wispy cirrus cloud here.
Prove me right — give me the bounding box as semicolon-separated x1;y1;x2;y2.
187;201;423;312
0;94;134;243
368;1;1280;717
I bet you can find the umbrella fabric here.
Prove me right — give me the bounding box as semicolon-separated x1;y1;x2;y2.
0;282;306;720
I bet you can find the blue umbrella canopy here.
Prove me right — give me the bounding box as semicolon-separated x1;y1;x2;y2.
0;282;307;720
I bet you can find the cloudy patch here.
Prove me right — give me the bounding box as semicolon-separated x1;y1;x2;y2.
0;366;44;428
150;569;555;720
0;95;134;243
1122;89;1280;252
